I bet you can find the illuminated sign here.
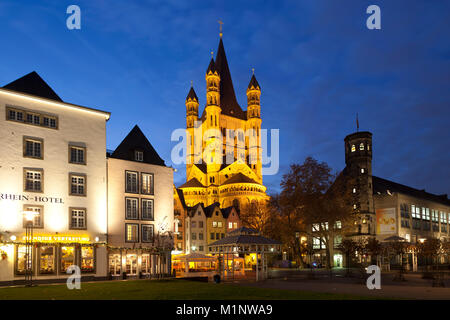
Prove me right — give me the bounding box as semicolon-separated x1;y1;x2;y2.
376;208;397;234
21;235;90;243
0;193;64;204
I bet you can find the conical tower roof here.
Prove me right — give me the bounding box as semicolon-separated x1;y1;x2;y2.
186;86;198;102
248;74;260;90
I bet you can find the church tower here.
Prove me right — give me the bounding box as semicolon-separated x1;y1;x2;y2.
178;32;268;209
344;131;375;235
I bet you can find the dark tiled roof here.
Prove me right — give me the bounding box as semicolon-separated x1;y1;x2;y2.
187;203;205;217
247;74;260;90
228;227;258;235
186;86;198;101
209;234;282;246
176;188;187;209
3;71;62;102
204;202;221;218
215;38;246;120
221;206;235;219
223;173;260;185
206;58;217;74
372;176;450;206
109;125;165;166
179;178;205;188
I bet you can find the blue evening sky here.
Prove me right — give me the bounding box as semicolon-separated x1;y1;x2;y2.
0;0;449;196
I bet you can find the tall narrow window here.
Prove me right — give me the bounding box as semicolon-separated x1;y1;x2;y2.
125;198;139;219
70;208;86;229
39;246;55;274
60;246;75;273
81;246;95;273
24;137;43;159
69;174;86;196
141;173;154;194
125;171;138;193
125;223;139;242
69;146;86;164
141;199;154;220
142;225;154;243
351;145;356;152
24;169;43;192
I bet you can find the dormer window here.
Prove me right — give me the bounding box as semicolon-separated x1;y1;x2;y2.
135;150;143;162
359;143;364;151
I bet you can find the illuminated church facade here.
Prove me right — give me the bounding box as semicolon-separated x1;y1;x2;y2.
179;35;268;209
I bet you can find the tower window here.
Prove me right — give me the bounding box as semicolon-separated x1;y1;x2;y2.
359;143;364;151
361;168;365;174
353;188;356;194
351;145;356;152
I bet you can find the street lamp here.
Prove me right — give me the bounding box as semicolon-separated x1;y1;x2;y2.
23;210;37;287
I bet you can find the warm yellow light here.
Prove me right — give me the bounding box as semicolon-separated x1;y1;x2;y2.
23;210;37;222
10;235;16;241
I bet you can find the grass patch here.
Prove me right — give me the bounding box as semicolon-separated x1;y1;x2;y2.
0;279;378;300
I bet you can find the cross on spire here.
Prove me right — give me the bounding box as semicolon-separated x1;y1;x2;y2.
218;20;223;38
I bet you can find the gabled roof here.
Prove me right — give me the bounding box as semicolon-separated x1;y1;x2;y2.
215;38;246;120
187;202;205;217
223;173;260;186
221;206;236;219
3;71;63;102
175;188;187;209
372;176;450;206
204;202;221;218
109;125;165;166
179;177;205;188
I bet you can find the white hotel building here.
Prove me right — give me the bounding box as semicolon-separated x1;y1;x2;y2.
0;72;173;284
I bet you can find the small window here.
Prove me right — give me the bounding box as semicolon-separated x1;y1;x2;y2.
210;233;214;240
192;233;197;240
24;137;43;159
70;208;86;229
142;224;154;243
125;171;138;193
351;145;356;152
23;206;43;228
69;146;86;164
141;199;154;220
70;174;86;196
141;173;154;194
353;188;356;194
125;198;139;220
218;221;223;228
199;221;204;228
228;222;233;229
361;168;365;174
24;169;43;192
359;143;364;150
199;233;203;240
212;221;217;228
125;224;139;242
135;150;144;162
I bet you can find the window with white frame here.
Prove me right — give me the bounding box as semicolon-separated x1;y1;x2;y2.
141;173;153;194
126;198;138;219
125;224;139;242
69;146;86;164
125;171;138;193
70;174;86;196
24;138;43;159
141;199;154;220
142;224;154;243
24;169;43;192
23;206;43;228
70;208;86;229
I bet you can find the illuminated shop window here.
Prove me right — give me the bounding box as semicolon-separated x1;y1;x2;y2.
126;254;137;275
69;146;86;164
141;254;151;274
109;254;121;276
141;199;154;220
142;224;154;243
39;246;55;274
24;169;43;192
141;173;154;194
81;246;95;273
15;245;29;275
60;246;75;272
126;198;139;219
126;223;139;242
125;171;138;193
70;174;86;196
70;208;86;229
24;137;43;159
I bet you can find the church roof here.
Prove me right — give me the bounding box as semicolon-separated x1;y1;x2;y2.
248;74;260;90
109;125;166;166
222;173;260;186
3;71;63;102
372;176;450;206
186;86;198;101
206;58;217;74
215;38;246;120
179;177;206;188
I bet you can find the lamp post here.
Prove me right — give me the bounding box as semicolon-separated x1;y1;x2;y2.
23;210;37;287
